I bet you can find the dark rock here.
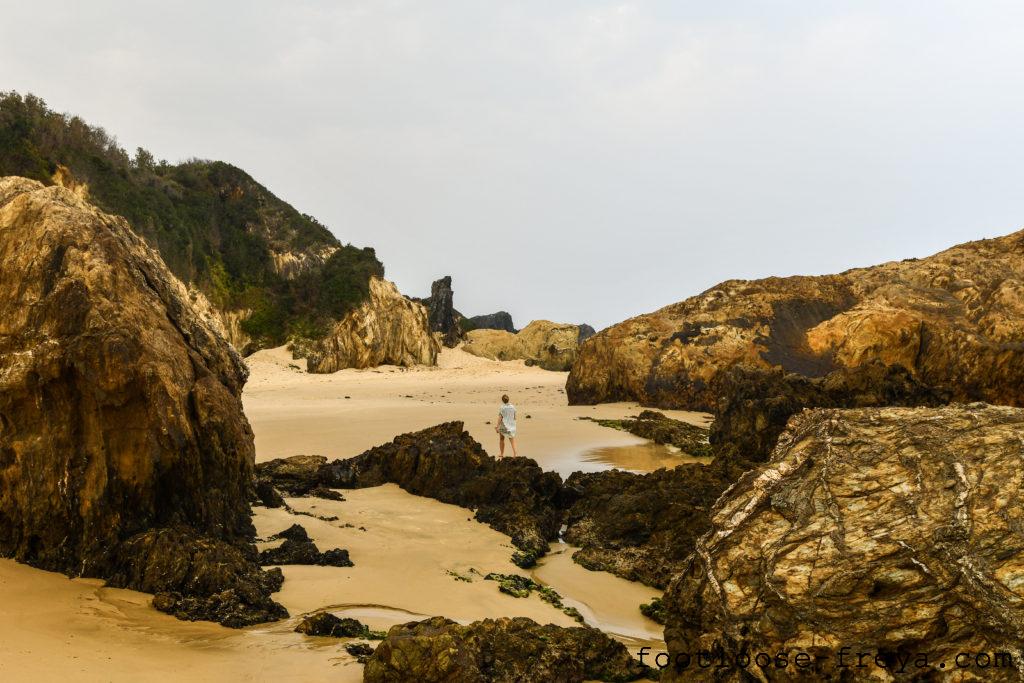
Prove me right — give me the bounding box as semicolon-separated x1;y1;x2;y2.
576;323;596;343
255;455;328;496
363;616;651;683
268;524;310;542
308;485;345;501
345;642;375;662
259;538;353;567
0;178;284;627
296;612;373;638
418;275;462;347
254;478;286;508
639;597;666;625
466;311;516;333
510;550;538;569
580;411;712;457
663;404;1024;681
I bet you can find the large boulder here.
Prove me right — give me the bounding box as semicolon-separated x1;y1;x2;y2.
0;177;284;625
467;311;516;333
305;276;439;372
463;320;594;371
661;404;1024;681
363;616;652;683
567;230;1024;410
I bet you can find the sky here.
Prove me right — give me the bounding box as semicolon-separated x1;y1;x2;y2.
2;1;1023;329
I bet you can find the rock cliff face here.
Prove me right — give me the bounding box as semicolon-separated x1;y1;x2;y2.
417;276;463;347
364;616;652;683
0;177;284;626
567;230;1024;410
305;277;440;372
467;311;516;333
463;320;594;371
662;404;1024;681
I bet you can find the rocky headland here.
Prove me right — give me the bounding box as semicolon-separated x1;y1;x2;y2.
0;177;284;626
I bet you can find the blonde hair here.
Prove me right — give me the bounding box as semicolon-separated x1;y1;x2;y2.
501;394;510;403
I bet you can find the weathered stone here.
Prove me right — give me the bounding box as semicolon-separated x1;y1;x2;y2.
568;230;1024;410
363;616;652;683
267;524;310;542
463;320;593;371
306;277;439;372
466;311;516;333
295;612;377;638
662;404;1024;682
0;177;284;627
421;275;462;347
345;642;375;662
259;538;353;567
254;478;286;508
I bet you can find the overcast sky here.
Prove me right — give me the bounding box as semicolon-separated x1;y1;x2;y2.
3;2;1023;328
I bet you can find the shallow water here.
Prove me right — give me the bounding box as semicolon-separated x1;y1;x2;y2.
538;441;712;479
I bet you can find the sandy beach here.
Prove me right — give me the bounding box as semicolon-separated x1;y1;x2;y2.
0;346;710;681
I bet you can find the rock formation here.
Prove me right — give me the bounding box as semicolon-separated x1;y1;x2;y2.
259;538;353;567
363;616;652;683
662;404;1024;681
466;311;517;333
579;410;712;457
463;320;594;371
567;230;1024;410
417;275;463;347
305;276;439;372
295;612;383;639
0;177;284;626
257;422;565;560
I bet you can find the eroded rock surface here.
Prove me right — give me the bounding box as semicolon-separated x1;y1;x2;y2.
463;320;594;371
419;275;462;347
568;230;1024;410
0;177;284;626
467;311;516;333
580;410;712;457
662;404;1024;681
306;276;439;372
363;616;652;683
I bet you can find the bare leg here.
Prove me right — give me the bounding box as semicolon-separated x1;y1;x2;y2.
498;433;505;457
509;436;518;457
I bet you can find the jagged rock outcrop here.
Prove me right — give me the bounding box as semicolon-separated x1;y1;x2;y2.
295;612;382;639
0;177;284;626
363;616;652;683
257;422;566;559
416;275;463;347
467;311;517;333
463;320;594;371
259;538;353;567
662;404;1024;682
568;230;1024;410
305;276;439;372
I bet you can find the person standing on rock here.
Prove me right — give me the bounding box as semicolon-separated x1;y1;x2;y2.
496;394;519;457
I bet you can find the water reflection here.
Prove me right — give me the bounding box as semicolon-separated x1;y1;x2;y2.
579;442;712;475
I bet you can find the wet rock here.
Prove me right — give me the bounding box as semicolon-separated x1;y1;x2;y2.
364;616;652;683
0;178;284;627
255;455;328;496
568;229;1024;410
463;320;594;371
254;478;286;508
345;642;376;662
662;404;1024;681
295;612;377;638
308;485;345;501
483;573;585;623
563;464;731;588
639;597;666;625
306;277;439;372
579;410;712;457
259;538;353;567
466;311;516;333
268;524;310;542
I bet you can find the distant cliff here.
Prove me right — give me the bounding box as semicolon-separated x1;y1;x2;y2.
568;229;1024;410
0;91;383;356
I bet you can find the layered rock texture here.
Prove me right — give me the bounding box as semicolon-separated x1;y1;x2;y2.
363;616;652;683
567;230;1024;410
466;311;516;333
0;177;284;626
662;404;1024;681
463;320;596;371
305;276;439;372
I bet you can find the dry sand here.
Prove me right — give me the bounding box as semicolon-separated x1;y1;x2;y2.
0;346;710;681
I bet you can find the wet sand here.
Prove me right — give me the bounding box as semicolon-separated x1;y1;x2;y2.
0;346;710;681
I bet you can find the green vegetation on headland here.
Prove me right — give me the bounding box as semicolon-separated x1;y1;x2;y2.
0;91;382;351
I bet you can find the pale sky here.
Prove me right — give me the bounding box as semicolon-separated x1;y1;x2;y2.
3;1;1023;329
